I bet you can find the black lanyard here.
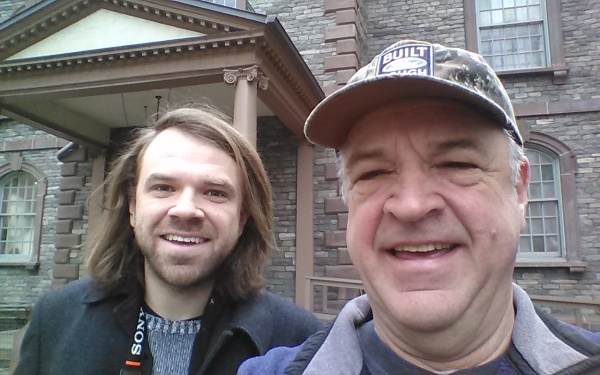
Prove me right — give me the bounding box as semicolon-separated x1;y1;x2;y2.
120;307;146;375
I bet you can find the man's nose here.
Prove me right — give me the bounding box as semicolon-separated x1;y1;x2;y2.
169;190;205;220
382;170;445;223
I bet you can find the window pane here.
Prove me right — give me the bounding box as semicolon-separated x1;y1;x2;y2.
530;23;543;35
26;186;34;200
529;202;542;216
516;25;529;37
481;41;492;55
531;218;543;233
529;182;541;198
527;149;540;164
503;8;516;22
504;0;515;7
543;201;558;217
491;0;503;8
506;39;517;53
522;219;531;234
529;4;541;19
532;236;544;252
516;6;528;21
491;9;504;23
519;237;532;252
546;218;558;233
480;11;492;26
505;26;517;38
493;40;504;53
544;180;557;197
531;35;543;50
531;51;544;67
492;56;503;68
530;164;540;182
504;54;516;69
479;0;491;10
544;236;559;253
541;164;554;181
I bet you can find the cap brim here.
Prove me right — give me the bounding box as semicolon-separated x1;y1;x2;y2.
305;74;515;149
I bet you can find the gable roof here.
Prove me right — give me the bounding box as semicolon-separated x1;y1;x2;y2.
6;9;206;60
0;0;324;147
0;0;266;60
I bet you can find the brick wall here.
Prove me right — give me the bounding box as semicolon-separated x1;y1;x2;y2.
0;121;63;305
507;0;600;325
52;145;93;289
257;116;300;300
363;0;466;60
252;0;336;87
251;0;343;280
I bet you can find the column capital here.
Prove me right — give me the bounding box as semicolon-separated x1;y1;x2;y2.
223;65;269;90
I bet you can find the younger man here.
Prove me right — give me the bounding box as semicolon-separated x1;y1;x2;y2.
15;107;322;375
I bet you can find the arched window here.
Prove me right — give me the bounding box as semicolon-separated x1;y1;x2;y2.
0;172;37;257
519;147;563;257
0;159;47;268
518;132;583;272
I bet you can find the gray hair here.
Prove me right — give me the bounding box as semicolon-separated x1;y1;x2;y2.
336;129;525;203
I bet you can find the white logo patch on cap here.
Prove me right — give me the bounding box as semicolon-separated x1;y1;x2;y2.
376;44;433;76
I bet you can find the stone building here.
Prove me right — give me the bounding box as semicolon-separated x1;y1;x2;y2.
1;0;600;368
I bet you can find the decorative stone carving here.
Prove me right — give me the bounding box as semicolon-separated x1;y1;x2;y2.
223;65;269;90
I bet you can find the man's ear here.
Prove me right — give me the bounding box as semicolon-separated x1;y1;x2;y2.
516;157;530;229
238;213;248;237
129;196;136;227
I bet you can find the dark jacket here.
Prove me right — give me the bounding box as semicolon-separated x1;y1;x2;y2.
14;277;322;375
238;284;600;375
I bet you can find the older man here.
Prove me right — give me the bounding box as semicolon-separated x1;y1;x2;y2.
238;40;600;374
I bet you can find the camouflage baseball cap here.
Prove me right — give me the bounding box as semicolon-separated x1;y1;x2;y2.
304;39;522;148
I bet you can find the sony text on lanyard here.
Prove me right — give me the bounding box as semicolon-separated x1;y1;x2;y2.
121;307;146;375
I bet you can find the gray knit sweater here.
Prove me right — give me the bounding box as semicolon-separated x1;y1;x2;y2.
146;313;202;375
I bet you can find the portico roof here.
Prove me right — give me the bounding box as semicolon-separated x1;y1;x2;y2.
0;0;324;148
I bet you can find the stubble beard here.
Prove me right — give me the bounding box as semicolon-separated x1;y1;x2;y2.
136;227;234;291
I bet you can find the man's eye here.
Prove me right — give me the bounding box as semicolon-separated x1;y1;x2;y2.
206;190;226;198
358;170;387;181
442;162;477;169
153;185;173;192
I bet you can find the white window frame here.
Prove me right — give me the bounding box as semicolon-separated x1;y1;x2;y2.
0;172;37;260
475;0;551;72
464;0;568;84
518;146;565;259
0;160;46;268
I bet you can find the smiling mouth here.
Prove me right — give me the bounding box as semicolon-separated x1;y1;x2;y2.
392;243;455;253
162;234;207;244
